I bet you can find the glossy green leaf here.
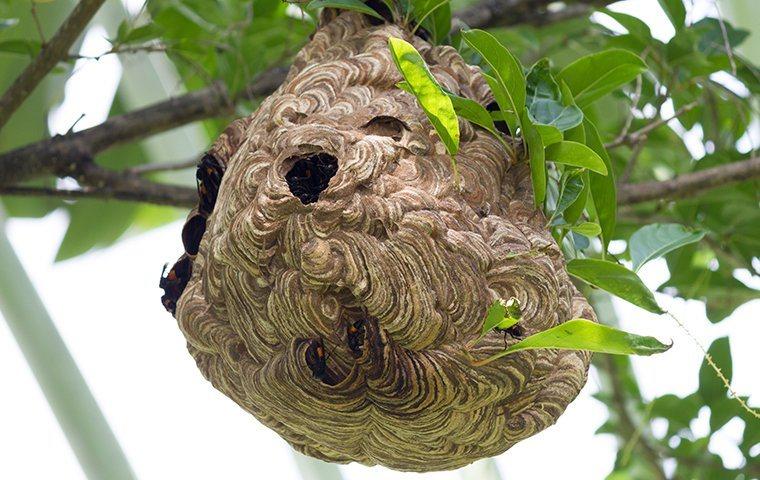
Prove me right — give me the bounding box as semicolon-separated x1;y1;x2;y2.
521;114;546;206
444;90;498;135
545;141;608;175
389;37;459;156
558;49;647;107
571;222;602;237
461;29;525;130
629;223;705;272
475;318;671;364
478;298;522;340
550;171;584;222
699;337;732;405
599;8;652;43
567;259;664;313
657;0;686;31
583;120;616;254
306;0;385;20
535;124;562;145
525;59;583;131
411;0;451;44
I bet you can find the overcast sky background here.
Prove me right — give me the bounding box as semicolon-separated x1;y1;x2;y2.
1;0;758;478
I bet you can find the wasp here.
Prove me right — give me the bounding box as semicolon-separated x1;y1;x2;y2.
304;338;340;386
346;319;366;357
159;254;192;315
181;210;208;257
196;153;225;216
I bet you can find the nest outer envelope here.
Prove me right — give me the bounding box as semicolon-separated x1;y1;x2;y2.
175;11;594;472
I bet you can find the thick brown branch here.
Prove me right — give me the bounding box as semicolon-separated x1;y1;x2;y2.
618;156;760;204
0;84;232;187
456;0;604;29
0;0;107;131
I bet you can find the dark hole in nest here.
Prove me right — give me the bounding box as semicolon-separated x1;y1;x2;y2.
362;115;408;140
486;101;511;136
285;153;338;205
182;213;207;256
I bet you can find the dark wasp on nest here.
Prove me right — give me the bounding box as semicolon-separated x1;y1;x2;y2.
159;152;226;315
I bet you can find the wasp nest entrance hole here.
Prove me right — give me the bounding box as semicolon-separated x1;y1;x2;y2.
285;153;338;205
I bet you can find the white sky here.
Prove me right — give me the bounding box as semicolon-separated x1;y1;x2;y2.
1;0;758;479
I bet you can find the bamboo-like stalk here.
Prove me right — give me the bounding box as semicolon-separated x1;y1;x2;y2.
291;451;345;480
0;213;135;480
459;458;503;480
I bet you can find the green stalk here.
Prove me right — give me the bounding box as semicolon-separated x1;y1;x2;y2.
291;451;345;480
459;458;503;480
0;214;135;480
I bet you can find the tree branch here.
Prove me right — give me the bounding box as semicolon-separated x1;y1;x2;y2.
0;0;107;131
618;156;760;204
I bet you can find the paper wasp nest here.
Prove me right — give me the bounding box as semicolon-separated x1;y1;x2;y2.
165;11;593;472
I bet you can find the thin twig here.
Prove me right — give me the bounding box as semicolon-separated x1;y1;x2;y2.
606;101;699;149
618;137;647;184
128;158;199;175
666;312;759;419
30;1;47;45
713;0;737;76
0;0;107;131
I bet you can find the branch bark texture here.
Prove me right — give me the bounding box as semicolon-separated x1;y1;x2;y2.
0;0;107;131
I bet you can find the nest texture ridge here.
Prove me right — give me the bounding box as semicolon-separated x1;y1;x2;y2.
172;11;594;472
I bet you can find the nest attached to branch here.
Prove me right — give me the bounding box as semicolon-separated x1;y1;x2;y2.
163;11;593;472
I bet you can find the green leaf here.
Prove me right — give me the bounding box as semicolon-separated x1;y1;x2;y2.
545;141;608;175
444;89;498;135
572;222;602;237
583;120;616;254
567;258;664;314
0;39;41;57
657;0;686;31
698;337;732;406
122;24;163;44
629;223;705;272
389;37;459;156
599;8;652;44
535;124;562;145
525;59;583;131
461;29;525;131
558;49;647;107
521;114;546;206
563;170;589;225
475;318;671;364
306;0;385;20
550;171;584;222
478;298;522;340
411;0;451;44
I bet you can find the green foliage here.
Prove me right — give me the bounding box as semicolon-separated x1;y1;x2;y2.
525;59;583;131
558;49;647;107
306;0;385;21
629;223;705;272
461;29;525;132
567;258;663;314
475;318;671;365
389;37;459;157
477;298;521;341
545;141;608;175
